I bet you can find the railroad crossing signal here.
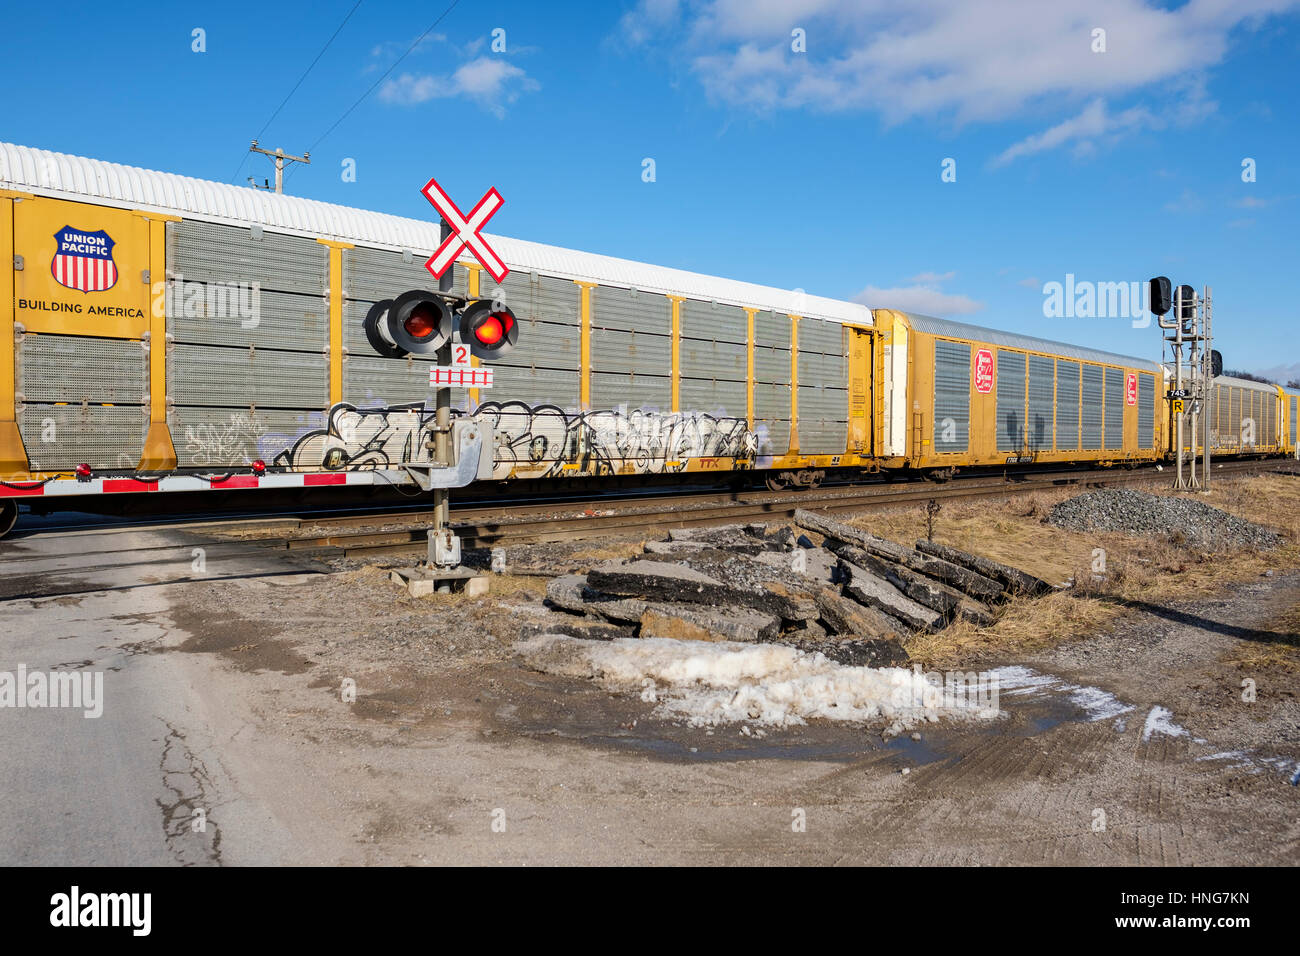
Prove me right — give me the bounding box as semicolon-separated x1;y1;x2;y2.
362;294;519;361
1148;276;1172;316
421;176;509;283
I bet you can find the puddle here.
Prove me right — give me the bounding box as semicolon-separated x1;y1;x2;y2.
561;722;960;765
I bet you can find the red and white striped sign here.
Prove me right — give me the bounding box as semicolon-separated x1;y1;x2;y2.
420;176;509;283
430;366;494;389
0;470;384;500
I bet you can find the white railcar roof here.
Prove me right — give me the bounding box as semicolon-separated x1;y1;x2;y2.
0;141;871;326
1209;374;1282;393
900;312;1162;372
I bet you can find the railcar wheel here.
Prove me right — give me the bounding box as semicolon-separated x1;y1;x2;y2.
800;469;825;489
0;500;17;539
765;473;791;491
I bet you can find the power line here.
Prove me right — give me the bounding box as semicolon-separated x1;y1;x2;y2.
231;0;366;184
257;0;365;140
301;0;462;157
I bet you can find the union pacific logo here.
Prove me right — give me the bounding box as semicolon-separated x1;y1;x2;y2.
50;226;118;293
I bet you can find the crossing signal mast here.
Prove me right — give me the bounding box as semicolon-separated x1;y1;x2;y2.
1149;276;1218;491
367;175;517;591
363;276;519;590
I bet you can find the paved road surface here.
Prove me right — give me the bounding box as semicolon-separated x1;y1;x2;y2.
0;526;310;865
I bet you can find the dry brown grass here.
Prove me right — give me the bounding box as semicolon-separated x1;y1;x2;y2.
844;474;1300;669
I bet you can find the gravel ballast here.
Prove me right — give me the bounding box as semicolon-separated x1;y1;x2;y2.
1047;488;1281;551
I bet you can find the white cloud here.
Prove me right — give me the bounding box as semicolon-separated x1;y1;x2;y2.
621;0;1300;159
992;99;1153;166
852;284;982;316
1162;188;1205;214
1017;277;1041;289
380;57;539;117
1235;194;1291;208
619;0;682;46
909;270;955;283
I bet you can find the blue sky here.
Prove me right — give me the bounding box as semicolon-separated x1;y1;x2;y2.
2;0;1298;377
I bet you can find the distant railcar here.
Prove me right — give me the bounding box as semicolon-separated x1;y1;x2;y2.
1282;386;1300;458
873;310;1164;470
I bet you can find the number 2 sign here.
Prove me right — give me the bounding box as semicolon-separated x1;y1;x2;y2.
451;342;471;368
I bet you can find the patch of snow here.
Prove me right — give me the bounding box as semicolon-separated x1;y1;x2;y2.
1259;755;1300;777
987;665;1057;696
1066;684;1134;722
518;635;1000;730
989;665;1134;722
1196;751;1255;770
1141;705;1188;742
1196;750;1299;779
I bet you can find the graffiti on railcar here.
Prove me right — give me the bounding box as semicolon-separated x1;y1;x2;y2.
273;403;435;470
475;400;756;478
183;413;271;467
269;400;756;475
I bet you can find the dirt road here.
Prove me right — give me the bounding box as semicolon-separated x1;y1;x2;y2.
116;562;1296;865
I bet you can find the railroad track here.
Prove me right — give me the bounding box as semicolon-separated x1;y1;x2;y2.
3;459;1292;600
272;458;1300;559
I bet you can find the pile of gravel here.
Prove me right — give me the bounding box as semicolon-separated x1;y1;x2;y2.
1047;488;1281;551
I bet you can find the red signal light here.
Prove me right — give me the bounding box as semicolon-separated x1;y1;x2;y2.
461;300;519;359
74;463;92;480
473;312;512;345
370;290;453;356
251;459;266;476
403;304;439;340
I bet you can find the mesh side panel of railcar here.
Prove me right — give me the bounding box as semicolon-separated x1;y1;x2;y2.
996;349;1026;452
1027;355;1054;452
1081;365;1103;449
1056;360;1079;451
933;340;970;453
1138;373;1155;448
1104;367;1124;450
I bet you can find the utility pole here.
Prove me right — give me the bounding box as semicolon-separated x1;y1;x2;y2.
248;140;310;194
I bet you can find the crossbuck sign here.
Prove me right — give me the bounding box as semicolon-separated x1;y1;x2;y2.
421;176;510;284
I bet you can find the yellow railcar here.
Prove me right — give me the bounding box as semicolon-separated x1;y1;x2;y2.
873;310;1163;472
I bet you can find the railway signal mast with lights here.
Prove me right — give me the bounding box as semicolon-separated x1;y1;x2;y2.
1149;276;1218;491
362;176;518;590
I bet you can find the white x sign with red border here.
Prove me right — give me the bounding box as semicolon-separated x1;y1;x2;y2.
420;176;510;284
